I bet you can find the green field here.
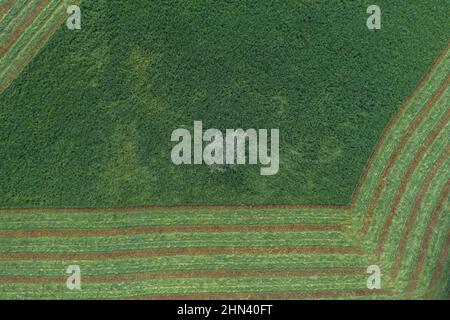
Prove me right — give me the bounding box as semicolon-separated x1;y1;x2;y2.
1;0;449;207
0;0;449;300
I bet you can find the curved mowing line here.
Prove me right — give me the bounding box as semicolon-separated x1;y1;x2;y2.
122;289;394;300
374;107;450;258
0;0;81;92
0;223;347;238
0;246;364;261
390;144;450;278
0;12;66;92
360;73;450;237
351;41;450;209
427;231;450;290
0;0;63;78
0;0;51;60
0;0;32;39
0;268;366;284
406;183;449;292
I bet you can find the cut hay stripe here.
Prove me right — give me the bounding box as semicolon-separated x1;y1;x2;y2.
0;231;352;253
427;231;450;290
123;289;394;300
0;4;448;301
0;12;65;91
0;254;369;277
0;203;350;213
0;209;349;231
360;73;450;237
0;0;51;59
0;0;63;76
0;275;391;299
0;246;364;261
0;0;80;92
0;0;32;39
389;145;450;278
374;107;450;258
0;223;347;238
406;183;449;292
0;268;366;284
351;41;450;209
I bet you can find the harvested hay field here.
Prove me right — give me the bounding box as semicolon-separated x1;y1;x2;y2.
0;0;449;300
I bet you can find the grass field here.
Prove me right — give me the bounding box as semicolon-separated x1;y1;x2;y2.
1;0;449;207
0;0;449;299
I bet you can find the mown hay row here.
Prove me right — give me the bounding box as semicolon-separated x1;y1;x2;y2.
0;253;369;277
0;274;378;299
364;84;450;251
0;0;63;76
0;0;78;92
352;43;450;215
359;73;450;238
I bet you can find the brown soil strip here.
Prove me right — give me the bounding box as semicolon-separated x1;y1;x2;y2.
350;41;450;206
0;246;364;261
389;145;450;278
360;73;450;237
375;109;450;258
406;183;449;293
0;0;63;71
0;268;366;284
0;0;15;20
123;289;393;300
0;0;51;59
0;223;347;238
0;1;77;92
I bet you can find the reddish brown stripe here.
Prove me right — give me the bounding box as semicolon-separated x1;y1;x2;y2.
0;0;51;59
0;246;364;261
406;183;449;293
375;109;450;258
0;16;65;91
390;146;450;278
360;73;450;237
0;0;80;92
0;268;366;284
0;223;347;238
0;0;62;69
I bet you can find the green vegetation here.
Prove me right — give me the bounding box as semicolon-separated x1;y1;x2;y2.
1;0;449;207
0;0;448;300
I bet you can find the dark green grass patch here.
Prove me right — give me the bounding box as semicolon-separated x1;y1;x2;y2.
0;0;449;207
